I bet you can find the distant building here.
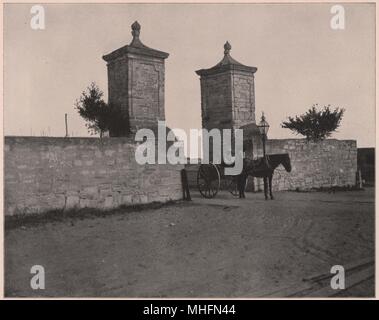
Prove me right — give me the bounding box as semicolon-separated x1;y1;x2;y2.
358;148;375;186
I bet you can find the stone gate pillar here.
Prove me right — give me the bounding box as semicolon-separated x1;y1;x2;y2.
196;41;257;131
103;21;169;135
195;42;258;160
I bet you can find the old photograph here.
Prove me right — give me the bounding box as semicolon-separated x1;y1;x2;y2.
3;2;375;298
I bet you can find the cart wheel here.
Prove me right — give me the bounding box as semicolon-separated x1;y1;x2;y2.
197;164;220;198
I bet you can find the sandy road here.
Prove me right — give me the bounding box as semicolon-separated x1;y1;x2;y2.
5;188;375;297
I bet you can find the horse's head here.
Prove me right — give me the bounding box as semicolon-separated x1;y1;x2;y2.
282;153;292;172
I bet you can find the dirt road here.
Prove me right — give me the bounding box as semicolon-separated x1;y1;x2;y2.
5;188;375;297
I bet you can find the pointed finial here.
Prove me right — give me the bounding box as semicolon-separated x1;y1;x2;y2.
131;21;141;39
261;112;266;121
224;41;232;55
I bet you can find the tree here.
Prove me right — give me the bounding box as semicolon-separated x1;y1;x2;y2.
281;104;345;142
75;83;129;137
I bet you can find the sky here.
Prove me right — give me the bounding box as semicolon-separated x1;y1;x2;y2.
4;3;376;147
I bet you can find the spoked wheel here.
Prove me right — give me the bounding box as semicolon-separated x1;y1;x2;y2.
197;163;220;198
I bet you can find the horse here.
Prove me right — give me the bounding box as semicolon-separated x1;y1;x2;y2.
237;153;292;200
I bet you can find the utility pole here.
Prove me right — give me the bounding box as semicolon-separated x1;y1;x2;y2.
65;113;69;137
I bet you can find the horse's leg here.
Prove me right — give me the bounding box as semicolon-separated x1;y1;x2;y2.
269;174;274;200
263;177;268;200
241;174;246;198
237;174;244;199
239;177;244;199
243;174;246;198
237;174;242;198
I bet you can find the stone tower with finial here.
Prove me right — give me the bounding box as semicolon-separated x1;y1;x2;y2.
196;41;258;132
103;21;169;135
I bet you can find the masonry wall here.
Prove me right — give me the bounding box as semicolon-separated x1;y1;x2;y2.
258;139;357;191
232;71;256;128
106;55;129;131
185;139;357;192
128;55;166;131
200;73;232;131
199;71;256;131
106;54;165;134
4;137;183;216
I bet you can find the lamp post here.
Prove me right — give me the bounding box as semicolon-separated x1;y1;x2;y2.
257;112;270;158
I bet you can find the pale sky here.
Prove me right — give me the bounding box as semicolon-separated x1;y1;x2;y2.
4;3;376;147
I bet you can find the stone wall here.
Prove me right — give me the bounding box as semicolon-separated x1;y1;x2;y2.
4;137;183;216
253;139;357;191
185;139;357;192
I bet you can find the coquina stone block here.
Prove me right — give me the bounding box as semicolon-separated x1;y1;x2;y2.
4;137;183;216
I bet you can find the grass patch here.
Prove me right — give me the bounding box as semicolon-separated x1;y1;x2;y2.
5;200;185;230
292;185;364;193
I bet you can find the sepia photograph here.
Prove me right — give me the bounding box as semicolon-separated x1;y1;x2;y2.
2;2;376;300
